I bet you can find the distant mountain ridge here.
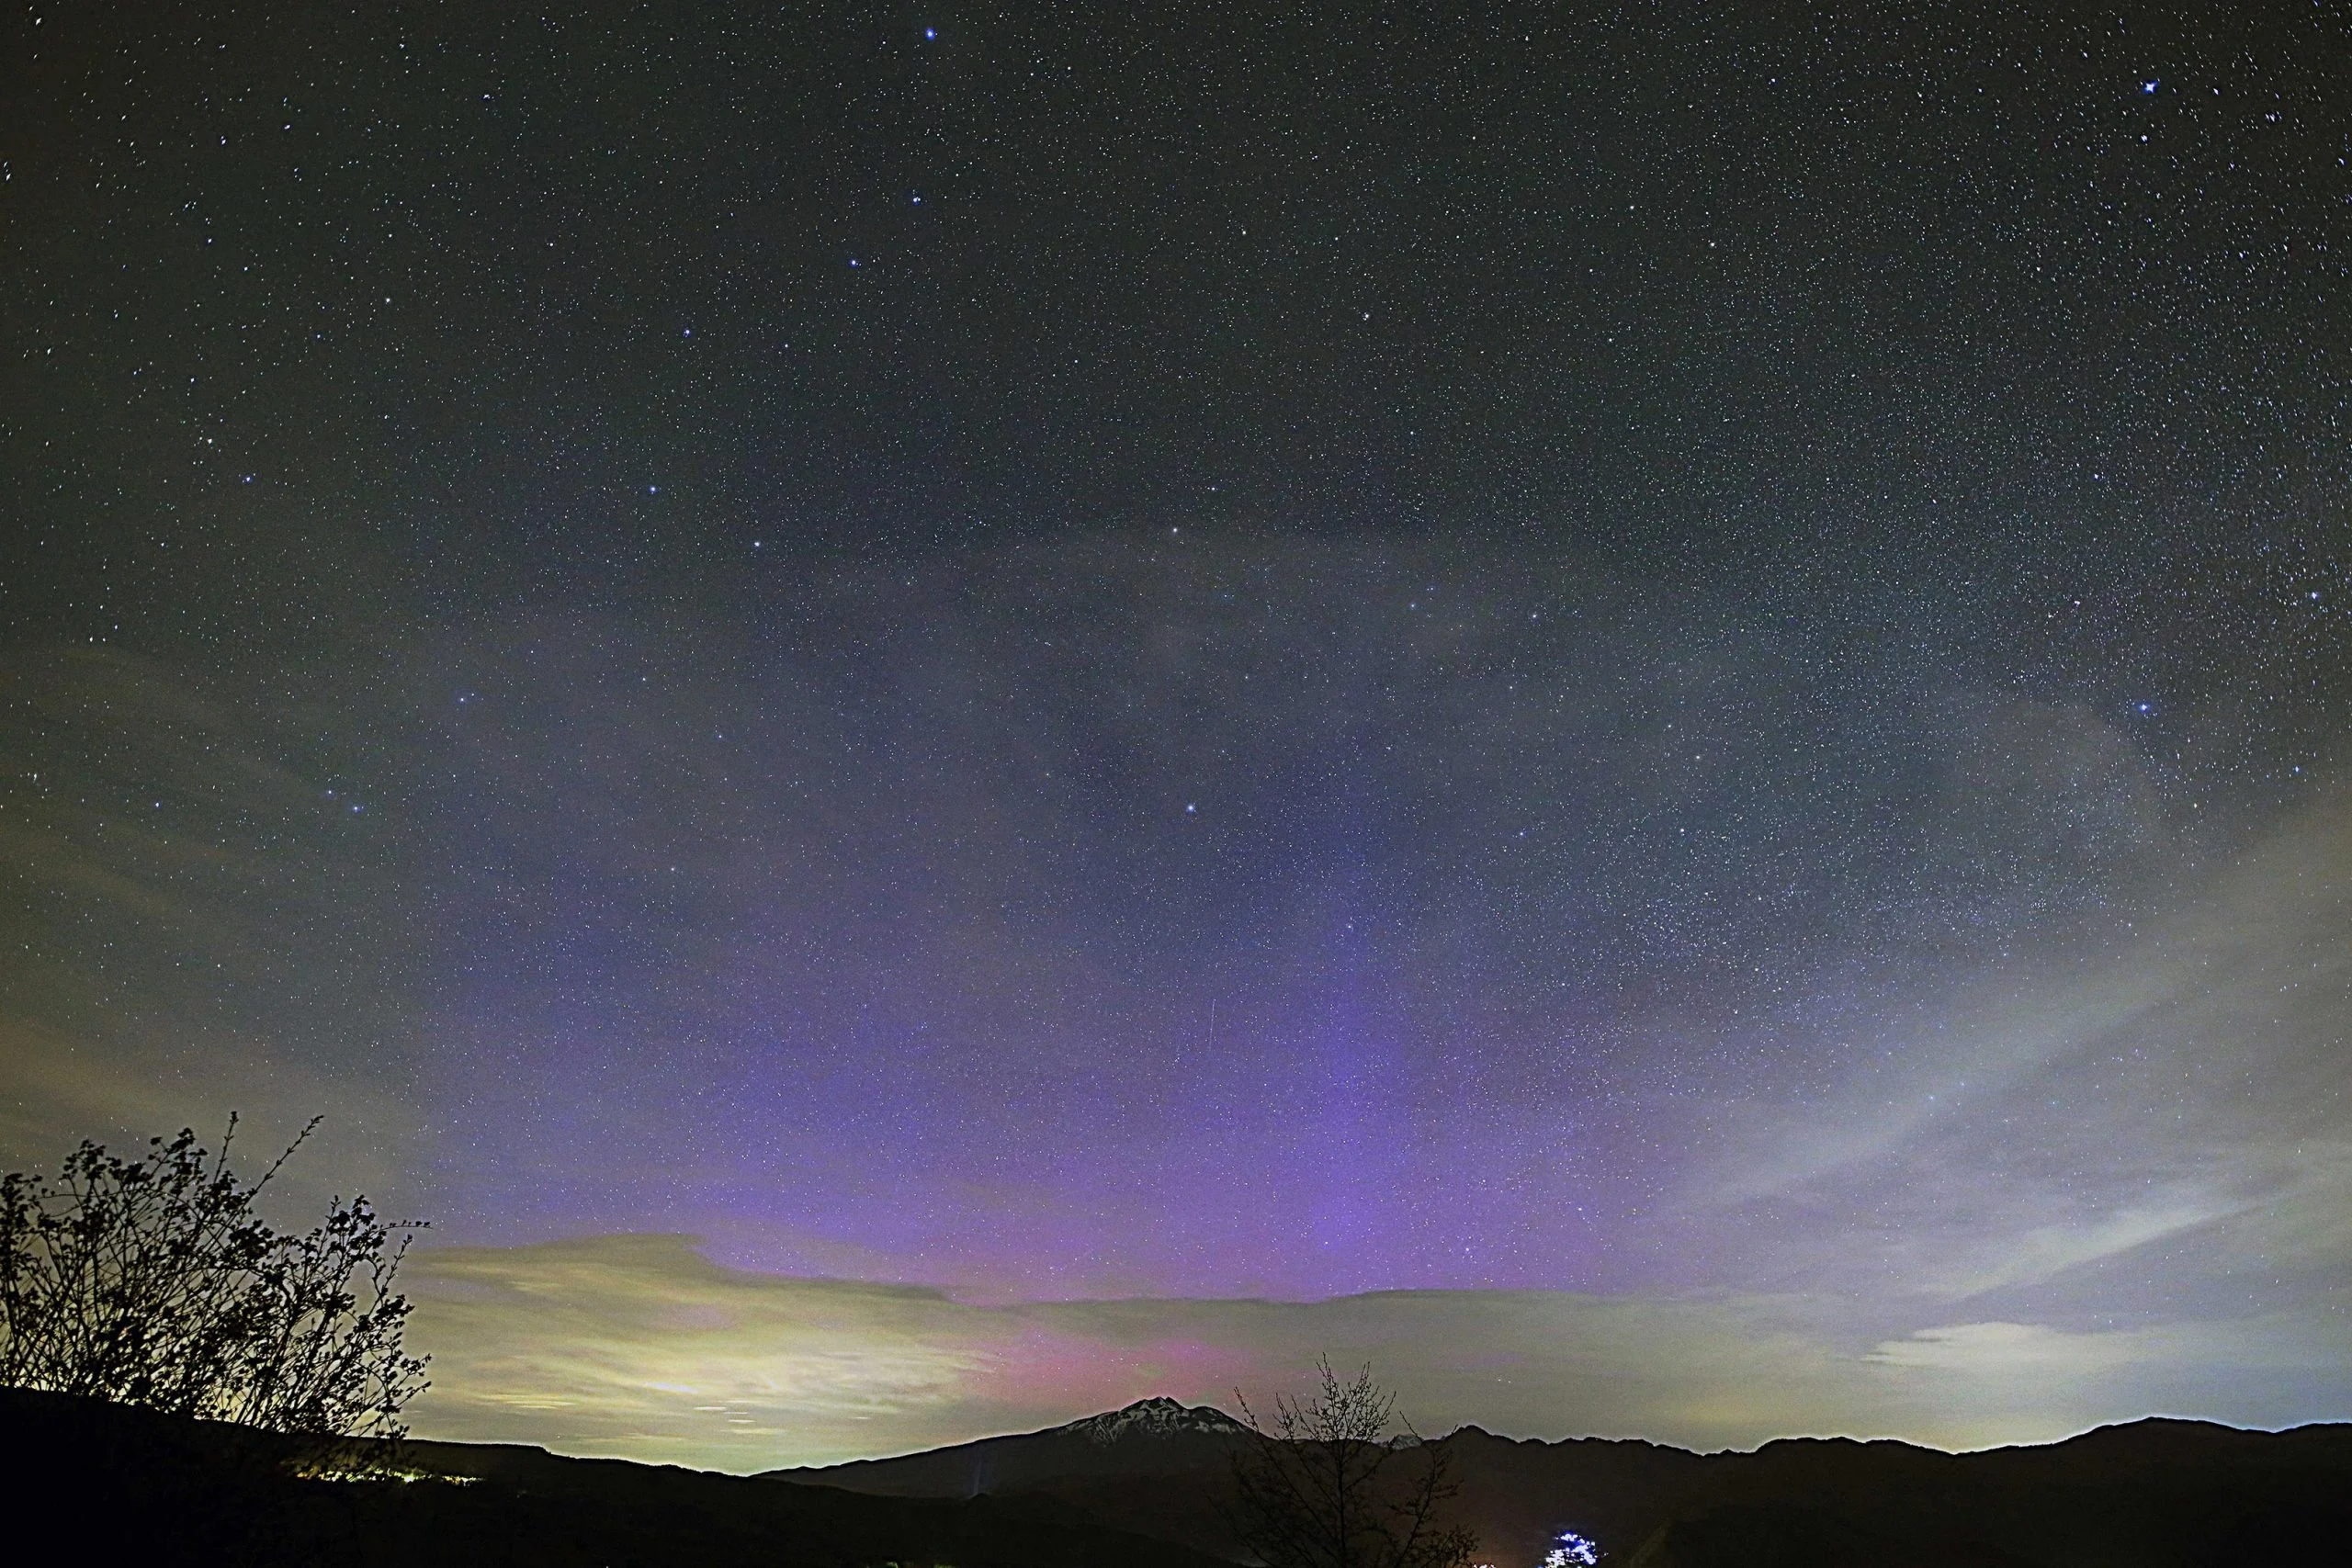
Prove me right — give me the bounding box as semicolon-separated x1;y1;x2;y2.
774;1403;2352;1567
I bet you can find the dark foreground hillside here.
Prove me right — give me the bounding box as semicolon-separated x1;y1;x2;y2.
1442;1419;2352;1567
779;1398;2352;1568
0;1388;1225;1568
10;1386;2347;1567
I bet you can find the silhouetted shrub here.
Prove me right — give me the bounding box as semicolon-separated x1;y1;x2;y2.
0;1116;425;1443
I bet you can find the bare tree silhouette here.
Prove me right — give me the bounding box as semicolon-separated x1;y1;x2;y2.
1227;1359;1477;1568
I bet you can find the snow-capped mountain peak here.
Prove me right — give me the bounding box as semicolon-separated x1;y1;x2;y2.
1058;1396;1247;1445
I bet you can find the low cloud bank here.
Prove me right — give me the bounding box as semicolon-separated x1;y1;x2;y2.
404;1235;2351;1471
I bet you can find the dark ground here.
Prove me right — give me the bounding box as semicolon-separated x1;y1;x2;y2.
7;1388;2350;1566
0;1387;1224;1568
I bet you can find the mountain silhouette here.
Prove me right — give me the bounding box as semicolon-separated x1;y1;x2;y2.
763;1395;1250;1497
775;1398;2352;1566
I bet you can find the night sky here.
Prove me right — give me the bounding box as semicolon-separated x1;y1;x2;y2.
6;2;2350;1468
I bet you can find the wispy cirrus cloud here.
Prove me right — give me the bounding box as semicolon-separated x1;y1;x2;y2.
1679;785;2352;1314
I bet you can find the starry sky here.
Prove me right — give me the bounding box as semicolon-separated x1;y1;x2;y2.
5;2;2350;1468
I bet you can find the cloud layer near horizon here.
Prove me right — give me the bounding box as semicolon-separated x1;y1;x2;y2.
402;1233;2352;1471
